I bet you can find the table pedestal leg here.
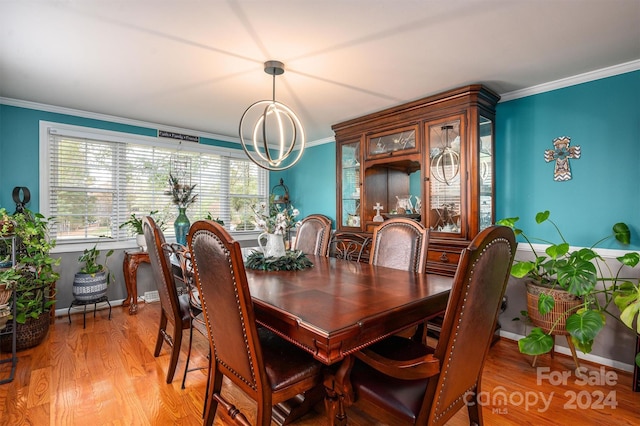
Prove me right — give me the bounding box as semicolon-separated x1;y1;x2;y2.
323;356;354;426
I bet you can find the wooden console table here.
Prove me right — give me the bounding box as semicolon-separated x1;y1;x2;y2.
122;251;150;315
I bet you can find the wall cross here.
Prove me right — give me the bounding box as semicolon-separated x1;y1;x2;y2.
544;136;581;181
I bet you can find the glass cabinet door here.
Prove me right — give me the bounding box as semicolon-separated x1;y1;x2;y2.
427;117;463;234
479;115;494;231
367;125;418;159
340;141;361;228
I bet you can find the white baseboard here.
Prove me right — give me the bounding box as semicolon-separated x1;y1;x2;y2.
499;330;634;373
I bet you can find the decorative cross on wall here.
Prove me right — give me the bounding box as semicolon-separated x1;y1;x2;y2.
544;136;581;181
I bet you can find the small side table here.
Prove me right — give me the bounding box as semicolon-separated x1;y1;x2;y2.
122;250;150;315
68;296;111;329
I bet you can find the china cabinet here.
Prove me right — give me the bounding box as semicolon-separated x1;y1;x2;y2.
333;85;499;275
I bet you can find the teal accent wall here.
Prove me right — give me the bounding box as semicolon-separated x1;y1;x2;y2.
495;70;640;250
274;142;336;226
0;104;239;211
2;70;638;247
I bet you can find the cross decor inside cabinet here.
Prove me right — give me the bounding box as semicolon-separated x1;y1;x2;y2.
332;85;499;275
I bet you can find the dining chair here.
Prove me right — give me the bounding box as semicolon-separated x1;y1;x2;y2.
348;225;516;426
188;220;324;426
369;217;428;272
370;217;430;341
328;231;372;262
143;216;191;384
293;214;332;256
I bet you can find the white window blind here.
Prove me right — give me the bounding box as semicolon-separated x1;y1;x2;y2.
43;124;267;245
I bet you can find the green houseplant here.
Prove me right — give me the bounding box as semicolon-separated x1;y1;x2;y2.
119;210;165;249
498;211;640;367
0;208;60;351
72;244;114;302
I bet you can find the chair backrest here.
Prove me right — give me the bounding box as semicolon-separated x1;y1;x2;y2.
293;214;332;256
188;220;268;402
328;231;372;262
143;216;182;324
422;225;516;425
369;217;429;272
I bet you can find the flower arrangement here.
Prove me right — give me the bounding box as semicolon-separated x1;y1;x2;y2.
166;173;198;209
252;196;299;235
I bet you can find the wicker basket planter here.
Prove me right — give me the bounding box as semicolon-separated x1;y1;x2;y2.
73;271;108;302
0;312;50;351
525;281;582;335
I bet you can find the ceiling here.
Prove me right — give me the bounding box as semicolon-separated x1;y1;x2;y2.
1;1;639;144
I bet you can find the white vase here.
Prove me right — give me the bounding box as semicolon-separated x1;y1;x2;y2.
258;232;286;258
136;234;147;251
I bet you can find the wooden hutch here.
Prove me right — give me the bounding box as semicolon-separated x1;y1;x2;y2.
333;84;500;275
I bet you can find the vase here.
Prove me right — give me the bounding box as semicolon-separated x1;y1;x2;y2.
174;207;190;246
258;232;286;258
136;234;147;251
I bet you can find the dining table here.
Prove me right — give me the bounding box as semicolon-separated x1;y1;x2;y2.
244;254;454;425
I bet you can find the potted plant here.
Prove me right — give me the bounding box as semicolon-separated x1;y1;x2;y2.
0;268;21;329
119;210;165;250
0;208;60;351
72;244;114;302
498;211;640;368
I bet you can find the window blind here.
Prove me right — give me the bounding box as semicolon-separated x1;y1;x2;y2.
45;125;267;244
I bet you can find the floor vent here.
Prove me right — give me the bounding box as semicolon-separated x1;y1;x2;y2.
144;290;160;303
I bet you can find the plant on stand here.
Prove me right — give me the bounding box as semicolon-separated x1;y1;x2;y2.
498;211;640;368
166;173;198;246
1;208;60;351
73;243;114;302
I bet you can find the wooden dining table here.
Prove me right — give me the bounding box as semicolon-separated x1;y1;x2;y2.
244;254;454;425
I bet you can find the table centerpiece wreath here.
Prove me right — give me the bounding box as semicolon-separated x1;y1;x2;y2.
245;249;313;271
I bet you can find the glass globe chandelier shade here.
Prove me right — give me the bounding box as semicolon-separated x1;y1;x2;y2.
239;61;306;171
430;124;460;185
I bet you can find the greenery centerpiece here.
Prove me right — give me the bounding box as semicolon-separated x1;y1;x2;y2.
498;211;640;368
246;197;312;270
166;173;198;246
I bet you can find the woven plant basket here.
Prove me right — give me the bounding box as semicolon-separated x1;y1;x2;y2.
526;281;582;335
0;283;13;305
0;312;50;351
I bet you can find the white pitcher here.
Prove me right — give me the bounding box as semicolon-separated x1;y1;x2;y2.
258;233;286;258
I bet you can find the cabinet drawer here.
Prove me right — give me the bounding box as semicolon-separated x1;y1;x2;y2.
427;248;461;267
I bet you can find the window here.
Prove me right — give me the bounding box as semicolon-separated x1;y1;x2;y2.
40;122;268;246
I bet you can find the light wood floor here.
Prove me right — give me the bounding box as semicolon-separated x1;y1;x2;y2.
0;301;638;425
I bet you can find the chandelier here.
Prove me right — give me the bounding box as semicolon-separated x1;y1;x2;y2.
430;124;460;185
239;61;306;171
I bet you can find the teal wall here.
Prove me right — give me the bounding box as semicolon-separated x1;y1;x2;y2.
274;142;337;226
495;70;640;250
0;104;241;211
1;70;639;248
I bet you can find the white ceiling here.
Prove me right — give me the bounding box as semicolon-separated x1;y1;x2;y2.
1;1;639;143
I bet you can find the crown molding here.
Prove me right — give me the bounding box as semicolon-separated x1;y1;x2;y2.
3;59;638;143
499;59;640;102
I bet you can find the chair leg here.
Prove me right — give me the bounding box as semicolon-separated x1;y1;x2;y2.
154;312;168;357
181;322;195;389
166;324;183;383
204;364;223;426
202;347;211;419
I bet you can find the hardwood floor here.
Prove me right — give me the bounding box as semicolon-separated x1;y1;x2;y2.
0;301;638;425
